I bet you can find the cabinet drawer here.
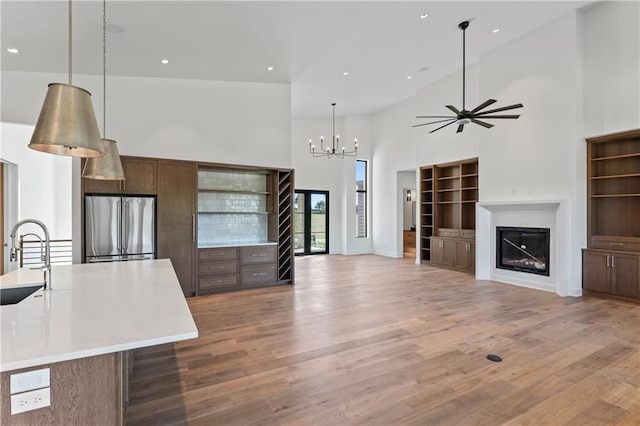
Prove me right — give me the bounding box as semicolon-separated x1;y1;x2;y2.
241;245;277;264
198;260;238;275
404;231;416;243
198;274;238;291
199;247;238;261
437;228;460;238
591;236;640;252
240;264;276;285
461;229;476;239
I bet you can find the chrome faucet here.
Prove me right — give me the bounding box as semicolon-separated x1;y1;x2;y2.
10;219;52;291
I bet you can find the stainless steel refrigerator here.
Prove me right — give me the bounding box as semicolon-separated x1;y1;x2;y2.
85;195;156;262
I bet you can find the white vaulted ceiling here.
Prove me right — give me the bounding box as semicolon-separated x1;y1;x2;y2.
2;1;593;118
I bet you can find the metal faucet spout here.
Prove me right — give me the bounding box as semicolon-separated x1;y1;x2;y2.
10;219;52;291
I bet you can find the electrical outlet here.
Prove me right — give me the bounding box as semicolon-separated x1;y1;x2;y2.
10;368;50;394
11;387;50;415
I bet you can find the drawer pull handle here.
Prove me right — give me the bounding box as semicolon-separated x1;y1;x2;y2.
251;253;268;257
609;242;624;246
210;266;226;270
251;272;267;276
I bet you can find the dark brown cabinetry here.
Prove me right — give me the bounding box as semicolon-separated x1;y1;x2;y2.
421;158;478;273
583;129;640;303
157;160;196;296
83;157;157;194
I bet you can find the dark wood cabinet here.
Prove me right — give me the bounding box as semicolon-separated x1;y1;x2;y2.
584;129;640;303
421;159;477;273
157;160;196;296
83;157;157;195
583;249;640;299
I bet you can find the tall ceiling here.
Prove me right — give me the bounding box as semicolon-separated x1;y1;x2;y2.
2;1;593;119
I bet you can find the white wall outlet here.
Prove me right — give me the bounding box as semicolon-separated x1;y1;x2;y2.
11;387;51;414
10;368;50;394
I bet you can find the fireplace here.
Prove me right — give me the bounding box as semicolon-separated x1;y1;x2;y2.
496;226;550;276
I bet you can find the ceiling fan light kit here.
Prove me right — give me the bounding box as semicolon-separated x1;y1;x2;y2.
414;20;523;134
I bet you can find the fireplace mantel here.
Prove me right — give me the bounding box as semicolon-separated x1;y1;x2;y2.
476;200;574;297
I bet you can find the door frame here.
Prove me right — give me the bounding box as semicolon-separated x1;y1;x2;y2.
294;189;329;256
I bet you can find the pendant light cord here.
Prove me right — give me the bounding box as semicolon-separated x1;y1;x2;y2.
332;103;336;151
103;0;107;138
68;0;72;85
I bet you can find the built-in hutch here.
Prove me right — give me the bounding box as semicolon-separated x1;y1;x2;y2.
420;158;478;273
582;129;640;303
82;157;294;297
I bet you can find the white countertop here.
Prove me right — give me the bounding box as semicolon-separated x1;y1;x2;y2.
198;241;277;248
0;259;198;372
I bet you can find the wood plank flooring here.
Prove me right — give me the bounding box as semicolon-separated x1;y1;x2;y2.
126;255;640;425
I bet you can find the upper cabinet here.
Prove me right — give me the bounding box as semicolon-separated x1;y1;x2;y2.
83;157;157;195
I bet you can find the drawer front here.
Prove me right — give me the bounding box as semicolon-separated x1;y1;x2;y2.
591;236;640;252
240;264;277;285
437;228;461;238
199;247;238;261
198;260;238;275
198;274;238;292
241;245;277;264
461;229;476;239
404;231;416;243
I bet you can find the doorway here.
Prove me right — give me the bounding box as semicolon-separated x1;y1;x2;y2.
294;190;329;255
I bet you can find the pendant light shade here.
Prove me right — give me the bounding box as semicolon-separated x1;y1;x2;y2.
29;83;104;157
82;139;125;180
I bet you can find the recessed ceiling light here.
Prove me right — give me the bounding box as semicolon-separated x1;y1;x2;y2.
343;72;349;76
407;76;413;80
267;66;274;71
161;59;169;64
493;28;500;33
7;48;19;54
420;12;429;19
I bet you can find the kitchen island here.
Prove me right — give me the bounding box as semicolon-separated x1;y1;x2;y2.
0;259;198;424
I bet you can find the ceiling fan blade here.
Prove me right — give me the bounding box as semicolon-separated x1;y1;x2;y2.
475;103;523;115
470;99;497;114
415;115;456;119
456;124;464;133
471;118;494;129
428;120;457;134
472;114;520;119
446;105;461;115
413;119;456;128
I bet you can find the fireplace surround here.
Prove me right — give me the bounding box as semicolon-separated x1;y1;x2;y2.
496;226;550;276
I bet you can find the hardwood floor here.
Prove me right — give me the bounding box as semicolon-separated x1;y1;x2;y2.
126;255;640;425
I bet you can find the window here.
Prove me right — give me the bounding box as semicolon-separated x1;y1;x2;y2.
356;160;367;238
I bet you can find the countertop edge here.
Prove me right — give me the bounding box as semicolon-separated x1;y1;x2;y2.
1;330;198;373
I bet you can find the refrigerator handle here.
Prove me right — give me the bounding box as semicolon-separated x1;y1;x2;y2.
124;202;129;254
117;200;122;252
192;214;196;242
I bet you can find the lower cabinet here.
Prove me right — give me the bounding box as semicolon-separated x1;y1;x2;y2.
431;237;475;273
582;249;640;301
197;245;278;294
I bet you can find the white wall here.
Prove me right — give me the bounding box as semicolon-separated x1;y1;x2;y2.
291;114;372;255
371;97;415;258
582;1;640;138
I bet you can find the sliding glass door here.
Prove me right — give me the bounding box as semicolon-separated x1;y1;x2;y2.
294;190;329;255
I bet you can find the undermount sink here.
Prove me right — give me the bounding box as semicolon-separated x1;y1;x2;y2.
0;285;44;306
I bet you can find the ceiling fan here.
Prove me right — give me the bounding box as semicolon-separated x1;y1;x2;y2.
414;21;523;134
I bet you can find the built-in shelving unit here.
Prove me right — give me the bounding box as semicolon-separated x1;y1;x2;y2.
419;166;434;261
420;158;478;273
583;128;640;303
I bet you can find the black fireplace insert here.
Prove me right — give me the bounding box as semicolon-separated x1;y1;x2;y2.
496;226;550;276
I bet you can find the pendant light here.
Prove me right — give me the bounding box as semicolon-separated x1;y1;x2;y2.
29;0;104;158
82;0;125;180
308;103;358;159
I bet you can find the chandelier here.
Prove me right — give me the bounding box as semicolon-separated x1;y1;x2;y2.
308;103;358;159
